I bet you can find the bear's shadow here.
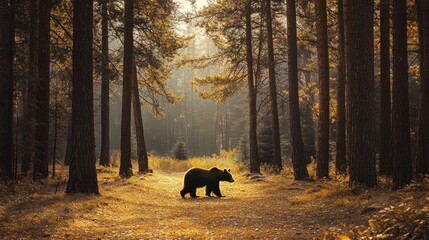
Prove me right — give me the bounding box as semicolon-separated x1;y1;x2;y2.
182;197;235;202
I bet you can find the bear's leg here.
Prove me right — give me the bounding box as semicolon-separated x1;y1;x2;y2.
190;187;199;198
180;188;188;198
205;186;213;197
213;185;224;197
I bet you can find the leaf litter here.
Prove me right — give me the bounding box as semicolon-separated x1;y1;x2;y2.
0;165;428;239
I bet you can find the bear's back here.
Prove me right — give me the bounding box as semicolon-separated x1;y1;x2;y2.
184;167;217;187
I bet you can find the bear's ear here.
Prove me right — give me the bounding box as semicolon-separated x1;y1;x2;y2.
228;169;231;172
224;169;227;173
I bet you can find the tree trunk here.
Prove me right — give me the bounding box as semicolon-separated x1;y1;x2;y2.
265;0;282;171
315;0;330;178
344;0;352;171
66;0;99;194
120;0;134;178
379;0;392;176
52;99;58;178
34;0;50;180
347;0;377;187
99;0;110;167
335;0;346;173
287;0;309;180
22;0;38;175
0;0;15;179
416;0;429;177
392;0;412;189
245;0;260;174
64;121;72;166
132;63;149;173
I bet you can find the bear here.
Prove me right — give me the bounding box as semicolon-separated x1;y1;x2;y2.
180;167;235;198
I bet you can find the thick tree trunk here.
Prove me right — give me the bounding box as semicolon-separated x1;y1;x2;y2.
379;0;392;176
347;0;377;187
265;0;282;171
392;0;412;189
287;0;309;180
120;0;133;178
99;0;110;167
416;0;429;176
22;0;38;175
245;0;260;174
315;0;330;178
0;0;15;179
132;63;149;173
33;0;50;180
335;0;346;173
66;0;99;194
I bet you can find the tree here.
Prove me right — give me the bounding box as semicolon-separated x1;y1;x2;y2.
21;0;38;175
315;0;330;178
132;63;149;173
66;0;99;194
379;0;392;176
171;141;188;160
245;0;260;174
416;0;429;177
392;0;412;189
335;0;346;173
0;0;15;179
347;0;377;187
120;0;134;178
265;0;282;171
287;0;309;180
34;0;50;180
99;0;110;167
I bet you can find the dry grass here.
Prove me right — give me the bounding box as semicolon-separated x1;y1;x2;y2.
0;156;428;239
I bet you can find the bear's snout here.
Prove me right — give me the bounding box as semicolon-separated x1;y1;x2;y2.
228;178;235;183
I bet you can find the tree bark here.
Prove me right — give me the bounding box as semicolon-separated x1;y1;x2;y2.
416;0;429;177
287;0;309;180
245;0;260;174
120;0;134;178
22;0;38;175
315;0;330;178
66;0;99;194
347;0;377;187
33;0;50;180
132;63;149;173
0;0;15;179
335;0;346;173
99;0;110;167
392;0;412;189
265;0;282;171
379;0;392;176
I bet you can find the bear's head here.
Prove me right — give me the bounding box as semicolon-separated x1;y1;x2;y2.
210;167;235;182
220;169;234;183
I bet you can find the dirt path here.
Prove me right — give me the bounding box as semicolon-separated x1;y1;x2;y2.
0;169;417;239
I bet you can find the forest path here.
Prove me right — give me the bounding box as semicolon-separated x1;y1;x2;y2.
0;167;411;239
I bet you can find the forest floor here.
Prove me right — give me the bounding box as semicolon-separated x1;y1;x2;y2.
0;158;428;240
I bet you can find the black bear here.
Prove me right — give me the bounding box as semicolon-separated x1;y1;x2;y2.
180;167;234;198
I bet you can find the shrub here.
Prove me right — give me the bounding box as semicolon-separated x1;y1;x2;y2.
322;203;429;239
171;141;188;160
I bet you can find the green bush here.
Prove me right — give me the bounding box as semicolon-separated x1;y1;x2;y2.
171;141;188;160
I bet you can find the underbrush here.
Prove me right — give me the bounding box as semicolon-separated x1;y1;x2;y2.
148;150;248;174
322;202;429;240
319;178;429;240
